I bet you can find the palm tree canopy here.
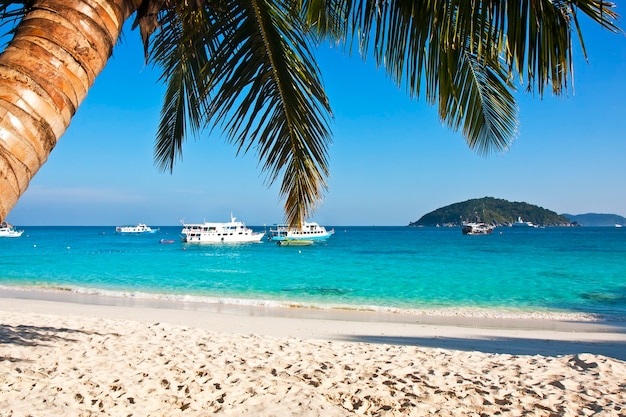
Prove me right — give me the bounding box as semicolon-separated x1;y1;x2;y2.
303;0;621;151
0;0;621;226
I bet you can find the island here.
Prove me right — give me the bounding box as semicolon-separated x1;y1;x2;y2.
409;197;573;227
562;213;626;227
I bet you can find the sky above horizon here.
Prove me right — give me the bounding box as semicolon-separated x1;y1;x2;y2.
5;14;626;226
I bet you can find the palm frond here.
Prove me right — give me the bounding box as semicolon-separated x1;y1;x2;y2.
300;0;350;43
149;3;214;173
439;49;517;154
501;0;620;95
340;0;519;151
146;0;332;225
202;0;332;226
324;0;619;154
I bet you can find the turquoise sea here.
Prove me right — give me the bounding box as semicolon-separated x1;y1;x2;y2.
1;226;625;321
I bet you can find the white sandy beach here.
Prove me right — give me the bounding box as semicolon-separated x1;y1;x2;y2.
1;292;626;416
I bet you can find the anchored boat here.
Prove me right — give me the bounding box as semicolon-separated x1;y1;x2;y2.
115;223;158;234
512;217;535;228
180;214;264;243
268;222;334;242
0;222;23;238
462;222;493;235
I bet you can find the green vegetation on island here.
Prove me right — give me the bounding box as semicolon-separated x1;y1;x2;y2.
409;197;572;227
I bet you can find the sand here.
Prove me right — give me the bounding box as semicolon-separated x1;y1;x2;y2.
1;292;625;416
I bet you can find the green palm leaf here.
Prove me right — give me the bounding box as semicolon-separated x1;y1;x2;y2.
149;3;215;173
440;50;517;154
501;0;620;95
202;0;333;226
308;0;620;153
146;0;332;226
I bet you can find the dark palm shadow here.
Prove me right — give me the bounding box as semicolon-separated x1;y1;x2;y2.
0;323;100;347
0;323;103;363
336;334;626;361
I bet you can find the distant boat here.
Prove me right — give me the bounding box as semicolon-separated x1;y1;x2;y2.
159;239;175;244
512;217;535;228
0;222;23;238
115;223;158;234
268;222;334;242
180;214;264;243
616;224;623;228
462;222;493;235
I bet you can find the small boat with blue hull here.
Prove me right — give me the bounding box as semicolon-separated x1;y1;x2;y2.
268;222;334;242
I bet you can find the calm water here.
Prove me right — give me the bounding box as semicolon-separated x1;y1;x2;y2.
1;226;625;320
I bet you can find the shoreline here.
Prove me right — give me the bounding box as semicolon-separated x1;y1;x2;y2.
0;284;617;322
1;288;625;360
2;290;626;415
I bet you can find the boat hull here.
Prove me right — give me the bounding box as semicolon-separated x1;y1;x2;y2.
0;230;23;238
276;239;315;246
270;233;332;242
181;233;265;243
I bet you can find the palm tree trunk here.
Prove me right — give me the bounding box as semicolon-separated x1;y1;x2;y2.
0;0;142;222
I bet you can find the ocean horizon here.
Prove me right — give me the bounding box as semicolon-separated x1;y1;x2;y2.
1;225;625;322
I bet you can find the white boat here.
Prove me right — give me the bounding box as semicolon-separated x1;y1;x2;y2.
180;214;264;243
268;222;334;241
0;222;23;238
462;222;493;235
115;223;158;234
512;217;535;228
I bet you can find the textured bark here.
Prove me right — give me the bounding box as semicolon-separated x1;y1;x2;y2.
0;0;142;221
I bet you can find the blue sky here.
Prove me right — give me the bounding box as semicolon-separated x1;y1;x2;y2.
6;16;626;226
